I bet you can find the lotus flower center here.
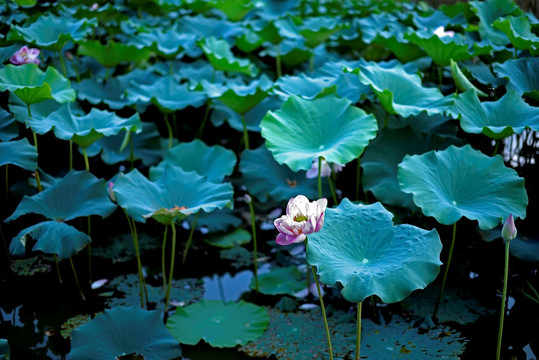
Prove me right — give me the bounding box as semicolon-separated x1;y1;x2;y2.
294;215;308;222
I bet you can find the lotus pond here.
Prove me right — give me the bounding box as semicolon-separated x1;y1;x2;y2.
0;0;538;359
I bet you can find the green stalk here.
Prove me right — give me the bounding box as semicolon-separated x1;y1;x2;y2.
433;222;457;319
276;44;282;78
58;50;67;77
87;216;92;284
124;209;147;307
165;222;177;312
69;257;85;301
317;156;322;198
493;140;500;156
327;176;337;205
82;148;90;172
182;211;200;264
162;225;169;292
164;114;173;149
247;198;259;292
196;101;212;138
356;302;363;360
69;140;73;170
54;254;63;284
241;114;250;150
496;238;511;360
311;265;334;360
73;53;81;83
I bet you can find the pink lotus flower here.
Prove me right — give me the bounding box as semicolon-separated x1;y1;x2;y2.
10;46;40;65
306;158;345;179
501;214;517;241
274;195;327;245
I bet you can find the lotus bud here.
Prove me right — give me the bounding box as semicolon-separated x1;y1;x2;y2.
274;195;327;245
244;194;252;204
107;181;116;202
501;214;517;242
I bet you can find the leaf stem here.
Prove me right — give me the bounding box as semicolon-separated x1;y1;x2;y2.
69;257;85;301
58;50;67;77
162;225;168;292
164;113;173;149
241;114;250;150
493;140;500;156
276;44;282;78
356;157;361;201
247;198;259;292
165;222;177;312
5;165;8;209
311;265;333;360
433;222;457;320
182;211;200;264
356;301;362;360
124;209;147;307
327;175;337;205
496;238;511;360
53;254;63;284
82;148;90;172
196;101;212;138
317;156;322;199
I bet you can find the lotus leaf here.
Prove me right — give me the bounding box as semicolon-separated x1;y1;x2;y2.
0;138;37;171
470;0;523;45
74;78;135;110
26;104;142;148
412;9;468;29
493;16;539;51
493;57;539;100
185;208;242;233
6;170;116;222
0;108;18;141
449;90;539;140
307;199;442;303
0;64;76;105
354;62;454;117
199;37;258;77
273;74;336;100
113;166;233;225
211;0;256;21
133;26;197;57
204;228;251;248
178;15;242;41
450;59;488;96
166;300;269;347
398;144;528;229
261;94;377;171
250;266;304;296
299;17;343;48
8;14;97;51
370;31;426;63
78;40;151;68
150;139;236;182
10;221;91;260
70;306;181;360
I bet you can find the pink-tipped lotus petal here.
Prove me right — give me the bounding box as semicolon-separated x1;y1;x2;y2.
274;195;327;245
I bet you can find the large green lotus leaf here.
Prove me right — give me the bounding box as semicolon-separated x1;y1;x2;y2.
6;170;116;222
405;30;492;66
307;199;442;303
493;57;539;100
259;38;312;67
412;8;469;29
10;221;91;260
235;29;264;53
239;146;321;202
370;31;426;63
362;127;454;210
211;0;255;21
70;306;181;360
0;138;37;171
149;139;236;182
313;61;374;103
273;74;337;100
26;104;142;148
74;78;135;110
166;300;269;347
398;144;528;229
132;26;197;57
493;16;539;50
199;37;258;77
201;76;272;115
113;166;233;225
0;108;18;141
204;228;251;249
299;16;343;48
78;40;151;68
260;94;378;172
470;0;523;45
449;90;539;140
177;15;243;42
450;59;488;97
354;62;454;117
250;266;304;296
0;64;76;105
357;12;405;44
7;13;97;51
126;76;207;113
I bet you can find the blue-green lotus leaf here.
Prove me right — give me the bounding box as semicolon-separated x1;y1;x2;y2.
0;108;18;141
273;74;336;100
307;199;442;303
26;104;142;148
166;300;269;347
461;60;505;87
127;76;207;113
78;40;151;68
0;44;23;64
314;61;373;103
7;13;97;51
200;37;258;77
74;78;136;110
357;12;405;44
260;38;312;67
239;146;321;202
150;139;236;182
250;266;304;296
0;338;8;359
204;228;251;248
354;62;454;117
201;75;272;115
470;0;523;45
450;59;488;97
493;16;539;51
398;144;528;229
362;127;454;210
178;15;243;42
299;16;343;48
236;29;264;53
6;170;116;222
176;60;227;87
493;57;539;100
412;8;468;29
132;25;197;57
449;90;539;140
113;166;233;225
10;221;91;260
211;0;256;21
261;94;378;172
370;30;426;63
0;138;37;171
70;306;181;360
0;64;76;105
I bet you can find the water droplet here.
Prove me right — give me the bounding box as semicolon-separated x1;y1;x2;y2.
452;200;457;206
362;258;369;264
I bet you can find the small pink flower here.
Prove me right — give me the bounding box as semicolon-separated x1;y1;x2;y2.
501;214;517;241
274;195;327;245
306;158;345;179
10;46;40;65
91;3;99;10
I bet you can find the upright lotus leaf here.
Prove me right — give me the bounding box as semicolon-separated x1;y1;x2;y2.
357;12;405;44
0;108;18;141
7;13;97;51
211;95;283;132
239;146;321;202
166;300;269;347
0;138;37;171
236;29;265;53
307;199;442;303
133;26;197;57
10;221;91;260
299;17;344;48
412;8;468;29
26;104;142;148
273;74;337;100
354;62;454;117
113;166;233;225
149;139;236;182
201;75;272;115
493;16;539;51
470;0;523;45
70;306;181;360
449;90;539;140
0;64;76;105
211;0;256;21
462;60;505;87
6;170;116;222
405;30;492;66
370;30;426;63
74;78;134;110
260;94;378;171
78;40;151;68
178;15;243;42
199;37;258;77
493;57;539;100
450;59;488;97
260;38;312;67
127;76;207;113
398;145;528;229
